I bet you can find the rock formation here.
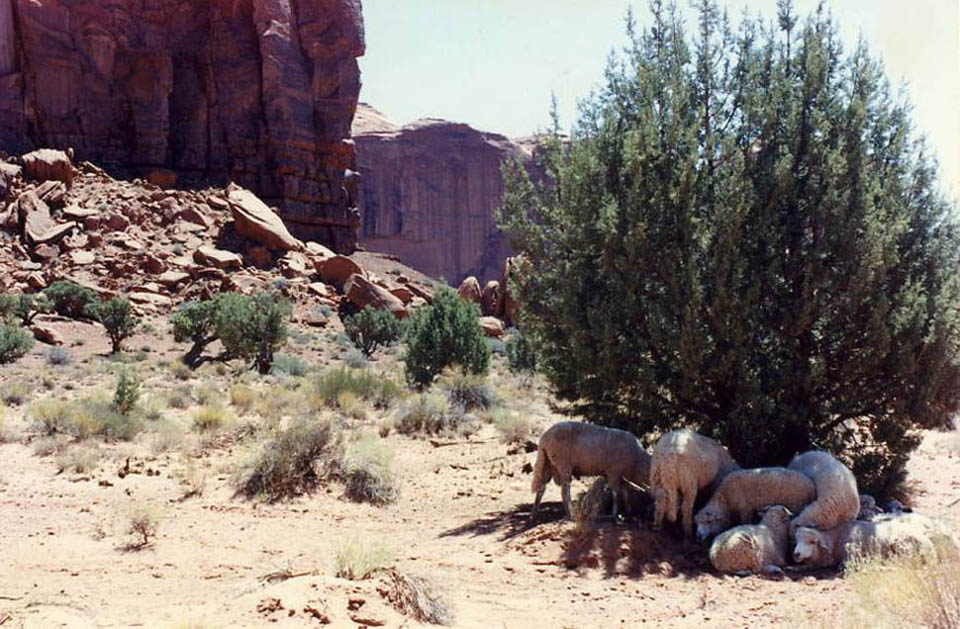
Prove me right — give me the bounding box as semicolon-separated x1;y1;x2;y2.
0;0;365;252
353;104;537;284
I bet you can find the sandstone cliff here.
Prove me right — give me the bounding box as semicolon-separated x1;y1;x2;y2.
353;104;534;284
0;0;364;252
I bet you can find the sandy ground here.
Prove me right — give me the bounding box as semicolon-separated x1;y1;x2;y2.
0;319;958;628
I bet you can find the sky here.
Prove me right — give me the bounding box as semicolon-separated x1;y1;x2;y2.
359;0;960;202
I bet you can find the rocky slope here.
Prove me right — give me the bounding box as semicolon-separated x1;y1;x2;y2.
353;104;536;284
0;0;364;252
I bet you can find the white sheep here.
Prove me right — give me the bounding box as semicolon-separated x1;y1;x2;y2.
793;512;960;568
708;505;793;576
857;494;884;521
694;467;816;542
786;450;859;535
530;421;652;520
651;430;740;538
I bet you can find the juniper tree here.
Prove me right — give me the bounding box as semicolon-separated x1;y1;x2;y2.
498;0;960;497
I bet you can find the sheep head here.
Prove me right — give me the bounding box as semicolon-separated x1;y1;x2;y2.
793;527;830;564
694;506;730;542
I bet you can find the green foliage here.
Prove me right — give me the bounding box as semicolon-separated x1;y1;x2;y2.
44;280;98;319
393;392;473;437
343;306;403;358
98;298;139;354
45;346;72;366
0;323;34;364
0;293;51;326
270;354;310;377
312;366;404;410
170;299;220;368
112;368;140;415
497;1;960;498
215;292;291;374
403;286;490;388
505;328;537;374
437;370;497;411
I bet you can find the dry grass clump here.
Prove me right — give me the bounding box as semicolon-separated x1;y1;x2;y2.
55;442;102;474
32;433;71;456
1;380;33;406
175;459;206;500
169;360;192;381
165;385;193;410
31;393;144;442
0;405;17;443
191;405;233;433
334;538;393;580
253;387;308;427
311;366;405;411
229;384;256;415
378;568;452;626
234;416;342;501
393;393;474;437
490;410;531;444
437;370;497;411
342;434;399;505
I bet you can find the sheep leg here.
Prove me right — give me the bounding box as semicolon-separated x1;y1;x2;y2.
680;475;698;538
607;475;622;520
560;477;573;519
653;488;669;531
532;482;548;518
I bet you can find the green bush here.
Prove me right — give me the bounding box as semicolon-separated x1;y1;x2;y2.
497;1;960;498
170;299;220;368
313;366;404;410
0;323;34;364
394;392;472;437
44;281;98;319
45;346;72;366
343;306;403;358
342;434;399;505
505;328;537;375
112;368;140;415
216;292;291;374
403;286;490;388
438;370;497;411
271;354;310;377
0;293;51;326
97;298;139;354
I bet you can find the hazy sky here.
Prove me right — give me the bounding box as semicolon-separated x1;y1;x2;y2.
359;0;959;202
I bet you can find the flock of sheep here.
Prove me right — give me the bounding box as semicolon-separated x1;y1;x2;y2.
530;422;958;575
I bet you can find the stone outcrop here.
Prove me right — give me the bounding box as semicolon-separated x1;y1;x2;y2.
227;184;302;252
0;0;365;252
353;104;537;284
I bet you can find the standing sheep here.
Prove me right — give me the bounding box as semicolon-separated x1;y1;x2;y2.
694;468;816;542
651;430;740;538
786;450;860;535
530;421;652;520
708;505;793;576
792;512;960;568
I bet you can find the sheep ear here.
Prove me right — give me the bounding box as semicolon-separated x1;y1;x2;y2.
815;534;831;553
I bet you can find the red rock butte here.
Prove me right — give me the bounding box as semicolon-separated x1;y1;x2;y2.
0;0;365;253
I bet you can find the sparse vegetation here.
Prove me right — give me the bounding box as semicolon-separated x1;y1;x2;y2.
312;366;404;411
45;346;73;366
229;384;256;415
112;368;140;415
270;353;309;377
379;569;453;626
55;442;102;474
491;410;531;445
343;346;369;369
0;380;32;406
393;392;472;437
438;370;497;411
343;306;403;358
44;280;98;320
505;328;537;375
0;323;34;365
96;297;139;354
334;538;393;580
342;434;399;505
192;405;233;432
127;505;160;549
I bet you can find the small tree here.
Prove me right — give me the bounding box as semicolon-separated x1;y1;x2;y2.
170;299;220;368
403;286;490;388
0;323;34;364
216;292;291;374
97;298;138;354
44;281;98;319
344;306;403;358
112;368;140;415
505;328;537;375
11;293;52;326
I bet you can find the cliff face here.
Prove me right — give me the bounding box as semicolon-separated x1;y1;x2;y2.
353;104;534;284
0;0;364;252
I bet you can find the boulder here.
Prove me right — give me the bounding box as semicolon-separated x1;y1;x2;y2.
457;276;482;304
68;250;95;265
344;273;408;319
481;280;503;317
305;241;336;260
156;270;191;288
317;255;365;286
308;282;336;300
0;163;21;201
279;250;309;278
31;323;64;345
146;169;177;188
18;190;75;246
21;149;74;187
177;205;211;229
193;245;242;270
389;286;414;305
34;180;66;207
406;282;434;304
479;316;505;338
245;246;274;268
227;184;302;251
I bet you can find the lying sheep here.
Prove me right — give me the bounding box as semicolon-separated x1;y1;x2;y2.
694;468;815;542
531;421;652;520
786;450;859;535
651;430;740;538
857;494;883;521
709;505;793;576
793;512;960;568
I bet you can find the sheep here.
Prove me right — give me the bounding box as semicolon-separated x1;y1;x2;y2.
708;505;793;576
694;468;816;542
786;450;859;535
792;512;960;568
651;430;740;538
530;421;652;520
857;494;884;521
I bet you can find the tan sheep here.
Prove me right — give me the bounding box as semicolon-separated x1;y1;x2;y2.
530;421;652;520
786;450;860;535
792;512;960;568
708;505;793;576
651;430;740;538
694;468;816;542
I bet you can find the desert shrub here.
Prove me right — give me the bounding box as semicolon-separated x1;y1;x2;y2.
45;346;72;366
112;368;140;415
170;299;220;369
96;297;139;354
30;395;140;441
235;416;342;501
166;385;192;410
342;434;399;505
393;393;469;436
270;354;310;377
0;323;34;364
229;384;256;415
334;538;394;580
343;306;403;358
0;295;14;323
491;410;531;445
216;291;291;374
1;380;32;406
127;505;160;549
437;370;497;411
30;398;74;435
312;366;404;411
253;387;307;427
0;293;51;326
32;434;71;457
44;280;98;319
192;382;223;406
497;1;960;498
55;443;102;474
169;360;192;381
343;347;369;369
403;286;490;388
504;328;537;374
192;405;232;432
378;569;452;626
